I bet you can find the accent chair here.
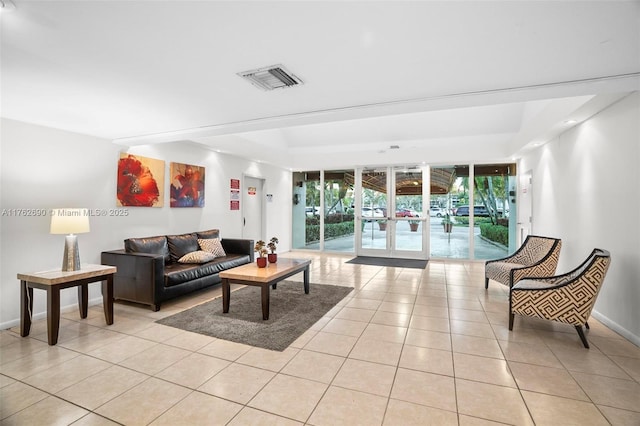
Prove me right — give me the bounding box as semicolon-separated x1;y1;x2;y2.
484;235;562;289
509;248;611;348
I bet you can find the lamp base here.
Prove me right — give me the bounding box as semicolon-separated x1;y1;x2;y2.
62;234;81;271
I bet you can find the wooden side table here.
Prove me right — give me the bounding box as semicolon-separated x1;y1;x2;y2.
18;264;117;345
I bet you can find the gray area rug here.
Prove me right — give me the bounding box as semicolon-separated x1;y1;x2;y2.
346;256;428;269
156;281;353;351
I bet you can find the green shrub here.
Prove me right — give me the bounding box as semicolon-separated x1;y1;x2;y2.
305;225;320;243
454;217;494;227
479;223;509;246
325;221;355;239
325;213;354;224
305;221;355;243
455;217;469;226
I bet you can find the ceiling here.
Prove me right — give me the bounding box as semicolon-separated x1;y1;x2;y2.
2;1;639;170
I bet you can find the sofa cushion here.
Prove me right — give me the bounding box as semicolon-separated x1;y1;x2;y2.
167;233;199;263
199;238;227;257
197;229;220;240
178;250;216;264
124;236;170;264
164;254;251;287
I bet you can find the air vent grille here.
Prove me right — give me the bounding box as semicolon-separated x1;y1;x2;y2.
238;64;303;91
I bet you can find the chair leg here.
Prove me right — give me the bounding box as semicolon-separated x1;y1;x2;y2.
509;313;514;330
575;325;589;348
585;321;590;330
485;277;489;289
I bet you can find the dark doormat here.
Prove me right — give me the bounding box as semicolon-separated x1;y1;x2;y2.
156;281;353;351
346;256;428;269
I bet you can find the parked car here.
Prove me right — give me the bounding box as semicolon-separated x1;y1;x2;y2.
429;207;446;217
305;206;319;216
395;208;420;217
362;207;385;221
455;205;490;217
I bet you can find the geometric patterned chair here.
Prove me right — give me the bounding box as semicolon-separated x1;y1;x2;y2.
485;235;562;289
509;248;611;348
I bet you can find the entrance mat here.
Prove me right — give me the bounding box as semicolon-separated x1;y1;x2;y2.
156;281;353;351
346;256;428;269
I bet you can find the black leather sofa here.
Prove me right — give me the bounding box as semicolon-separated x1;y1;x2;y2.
101;229;254;311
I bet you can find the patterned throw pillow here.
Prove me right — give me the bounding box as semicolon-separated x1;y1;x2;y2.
198;238;226;257
178;250;216;264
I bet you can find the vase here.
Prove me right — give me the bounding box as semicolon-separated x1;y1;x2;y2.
268;253;277;263
256;257;267;268
409;223;419;232
378;222;387;231
443;223;453;233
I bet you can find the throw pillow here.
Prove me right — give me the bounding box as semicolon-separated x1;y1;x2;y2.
178;250;216;264
197;229;220;240
199;238;226;257
167;233;199;263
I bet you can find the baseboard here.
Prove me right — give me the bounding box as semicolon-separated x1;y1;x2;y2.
0;296;104;331
592;310;640;347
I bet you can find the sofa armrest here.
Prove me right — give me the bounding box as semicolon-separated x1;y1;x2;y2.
221;238;255;262
101;249;165;310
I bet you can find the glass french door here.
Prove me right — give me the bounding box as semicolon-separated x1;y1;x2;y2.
356;166;428;259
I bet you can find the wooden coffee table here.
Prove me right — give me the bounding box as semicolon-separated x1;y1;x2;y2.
220;258;311;320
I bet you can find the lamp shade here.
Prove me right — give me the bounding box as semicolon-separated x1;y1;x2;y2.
50;208;90;234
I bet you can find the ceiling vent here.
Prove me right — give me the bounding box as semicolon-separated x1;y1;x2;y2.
238;64;303;91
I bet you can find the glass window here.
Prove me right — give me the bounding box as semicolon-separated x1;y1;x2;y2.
360;168;388;250
394;167;423;252
473;164;517;260
292;171;320;250
430;165;469;258
323;170;355;252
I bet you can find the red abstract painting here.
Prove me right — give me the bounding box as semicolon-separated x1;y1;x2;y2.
116;154;164;207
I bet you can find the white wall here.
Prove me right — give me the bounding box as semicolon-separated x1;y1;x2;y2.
0;119;292;328
519;92;640;345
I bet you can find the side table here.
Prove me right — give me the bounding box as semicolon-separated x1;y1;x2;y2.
18;264;117;345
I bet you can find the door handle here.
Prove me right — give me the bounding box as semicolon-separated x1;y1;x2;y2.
243;218;246;226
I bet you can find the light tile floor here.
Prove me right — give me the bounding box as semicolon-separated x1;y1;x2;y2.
1;252;639;425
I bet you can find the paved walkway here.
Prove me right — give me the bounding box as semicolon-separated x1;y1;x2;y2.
303;221;508;260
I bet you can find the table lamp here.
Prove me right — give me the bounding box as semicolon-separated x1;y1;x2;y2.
50;208;90;271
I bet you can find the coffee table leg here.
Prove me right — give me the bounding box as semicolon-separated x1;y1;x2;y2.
303;266;310;294
222;278;230;313
102;276;114;325
261;284;270;320
20;280;32;337
78;283;88;319
47;287;61;345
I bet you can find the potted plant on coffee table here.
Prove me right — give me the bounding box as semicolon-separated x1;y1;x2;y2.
255;240;268;268
267;236;279;263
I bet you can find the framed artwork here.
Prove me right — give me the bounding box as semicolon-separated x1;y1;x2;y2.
170;162;205;207
116;153;164;207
